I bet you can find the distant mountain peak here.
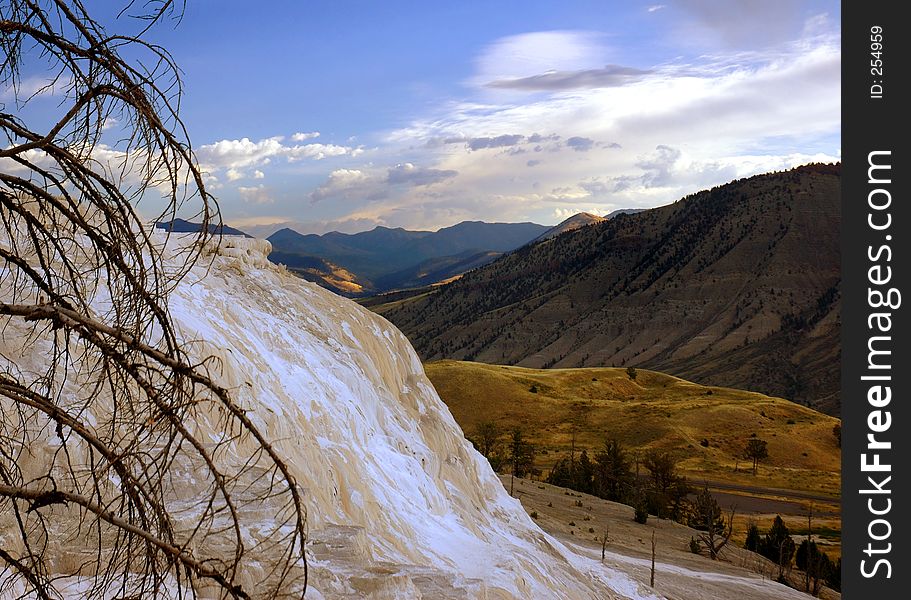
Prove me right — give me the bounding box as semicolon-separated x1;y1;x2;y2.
533;212;606;243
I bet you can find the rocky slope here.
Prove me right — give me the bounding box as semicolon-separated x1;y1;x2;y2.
376;164;841;415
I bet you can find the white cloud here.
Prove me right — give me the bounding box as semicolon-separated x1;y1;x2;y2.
0;75;71;101
291;131;320;141
197;135;363;178
226;168;244;181
237;185;273;205
474;30;609;85
210;14;840;233
648;5;666;12
387;163;458;186
253;169;265;179
309;168;373;203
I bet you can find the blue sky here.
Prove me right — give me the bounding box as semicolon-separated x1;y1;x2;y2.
8;1;841;236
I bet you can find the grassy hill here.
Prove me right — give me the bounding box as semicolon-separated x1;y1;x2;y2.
425;360;840;497
378;165;841;415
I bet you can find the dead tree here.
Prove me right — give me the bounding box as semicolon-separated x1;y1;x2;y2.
0;2;307;598
650;530;656;587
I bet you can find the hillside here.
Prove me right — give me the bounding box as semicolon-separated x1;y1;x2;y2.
376;165;841;414
267;220;549;295
425;360;841;496
533;212;606;242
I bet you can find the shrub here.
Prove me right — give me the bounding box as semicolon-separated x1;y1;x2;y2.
700;439;710;447
529;384;538;393
530;511;538;519
634;503;649;524
689;537;701;554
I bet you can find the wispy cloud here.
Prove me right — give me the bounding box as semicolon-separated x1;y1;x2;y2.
206;9;840;234
237;184;273;205
387;163;458;186
466;134;525;150
487;65;650;91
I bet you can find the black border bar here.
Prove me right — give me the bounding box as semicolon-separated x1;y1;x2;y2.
842;1;908;596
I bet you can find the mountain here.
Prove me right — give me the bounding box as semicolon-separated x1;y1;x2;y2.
4;233;657;598
267;250;371;295
374;164;841;415
532;212;605;243
267;220;550;295
373;249;502;291
155;217;250;237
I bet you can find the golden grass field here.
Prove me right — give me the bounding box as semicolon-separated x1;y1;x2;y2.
425;360;841;498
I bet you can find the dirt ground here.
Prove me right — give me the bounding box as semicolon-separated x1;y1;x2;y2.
501;475;841;600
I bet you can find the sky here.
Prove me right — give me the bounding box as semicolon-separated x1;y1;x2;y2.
8;0;841;236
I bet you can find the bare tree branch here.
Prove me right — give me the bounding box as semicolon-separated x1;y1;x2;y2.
0;2;308;597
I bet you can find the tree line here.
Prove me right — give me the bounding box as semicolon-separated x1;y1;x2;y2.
469;421;839;595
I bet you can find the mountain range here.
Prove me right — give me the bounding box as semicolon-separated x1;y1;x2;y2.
372;164;841;415
265;220;553;295
155;217;250;237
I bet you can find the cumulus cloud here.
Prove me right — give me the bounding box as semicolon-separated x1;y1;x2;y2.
253;170;265;179
566;137;595;152
637;144;682;186
387;163;458;186
226;168;244;181
198;135;362;174
309;168;371;203
487;64;651;91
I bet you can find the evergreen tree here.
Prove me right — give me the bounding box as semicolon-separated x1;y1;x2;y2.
507;428;536;495
796;539;833;595
593;439;633;502
576;449;594;494
759;515;796;579
744;522;761;552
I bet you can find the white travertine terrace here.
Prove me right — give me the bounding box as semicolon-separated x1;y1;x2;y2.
0;233;655;599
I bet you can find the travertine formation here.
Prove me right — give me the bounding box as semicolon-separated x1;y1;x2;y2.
1;234;653;599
